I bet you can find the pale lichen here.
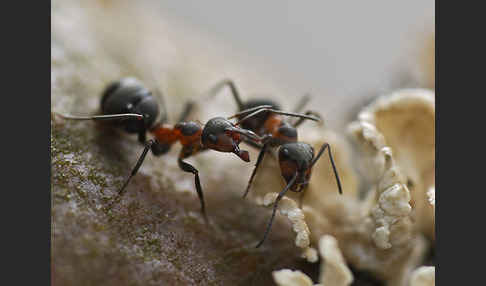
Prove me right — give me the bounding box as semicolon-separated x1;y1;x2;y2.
265;89;435;286
273;270;317;286
409;266;435;286
427;187;435;207
350;88;435;241
318;235;354;286
273;234;353;286
262;193;317;263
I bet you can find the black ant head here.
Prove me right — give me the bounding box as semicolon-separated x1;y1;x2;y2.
239;99;281;133
101;78;160;133
278;142;314;190
201;117;260;162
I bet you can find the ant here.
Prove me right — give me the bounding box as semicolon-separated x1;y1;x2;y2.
228;106;343;248
203;79;316;150
56;77;274;221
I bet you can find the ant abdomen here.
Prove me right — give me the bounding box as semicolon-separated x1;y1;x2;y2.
101;77;160;133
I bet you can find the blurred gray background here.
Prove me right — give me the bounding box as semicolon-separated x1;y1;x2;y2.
156;1;435;129
52;0;434;131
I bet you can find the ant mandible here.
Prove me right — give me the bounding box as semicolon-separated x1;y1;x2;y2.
57;77;266;222
228;107;343;248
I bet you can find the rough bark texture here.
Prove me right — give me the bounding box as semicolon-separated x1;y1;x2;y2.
51;115;319;286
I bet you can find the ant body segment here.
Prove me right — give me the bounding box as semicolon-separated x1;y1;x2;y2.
57;77;264;221
229;108;343;248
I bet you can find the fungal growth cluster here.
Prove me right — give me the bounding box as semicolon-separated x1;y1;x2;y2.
273;235;353;286
261;89;435;286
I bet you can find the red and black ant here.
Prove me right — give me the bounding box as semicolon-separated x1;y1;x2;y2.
229;106;343;248
56;77;271;221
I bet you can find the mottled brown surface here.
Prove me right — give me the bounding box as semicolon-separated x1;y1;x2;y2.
51;115;319;286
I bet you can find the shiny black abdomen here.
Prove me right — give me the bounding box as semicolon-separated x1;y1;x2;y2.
101;78;159;133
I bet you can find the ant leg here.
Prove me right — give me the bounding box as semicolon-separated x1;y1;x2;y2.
292;93;311;113
115;139;156;200
310;143;343;195
177;100;196;123
152;88;169;124
178;157;208;223
206;78;245;109
242;143;269;198
137;129;147;144
242;140;276;161
298;192;304;208
292;111;323;128
256;172;298;248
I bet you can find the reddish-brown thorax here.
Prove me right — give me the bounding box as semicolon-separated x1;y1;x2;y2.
150;124;202;148
263;114;283;137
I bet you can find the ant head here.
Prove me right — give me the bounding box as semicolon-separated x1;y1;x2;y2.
278;142;315;189
201;117;260;162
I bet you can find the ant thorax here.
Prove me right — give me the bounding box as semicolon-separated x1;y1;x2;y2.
150;123;179;145
263;120;298;147
149;121;202;148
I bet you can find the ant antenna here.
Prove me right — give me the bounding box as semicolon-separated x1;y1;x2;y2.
232;108;321;126
309;143;343;195
227;105;274;120
224;126;262;142
57;113;144;121
256;172;298;248
293;111;324;128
